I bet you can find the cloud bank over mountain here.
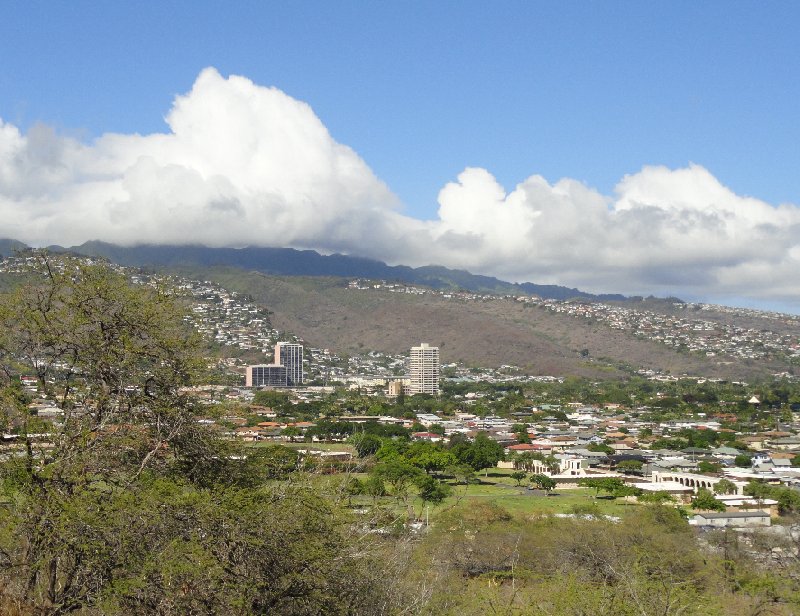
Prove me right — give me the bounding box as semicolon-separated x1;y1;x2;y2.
1;68;799;307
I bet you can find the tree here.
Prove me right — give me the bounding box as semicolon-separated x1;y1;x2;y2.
513;451;543;472
345;477;365;504
638;491;674;505
281;425;301;440
616;460;644;474
373;458;422;497
457;432;504;474
713;478;737;495
743;481;800;514
510;471;527;486
446;463;476;486
697;460;723;474
350;432;383;457
743;480;773;503
415;475;451;510
530;474;556;494
406;442;456;475
0;258;392;614
650;437;689;451
512;423;530;443
427;423;445;435
692;488;726;512
578;478;640;499
734;454;753;468
252;389;292;413
362;473;387;500
587;443;614;455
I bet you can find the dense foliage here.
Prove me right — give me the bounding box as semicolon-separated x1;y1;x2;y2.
0;259;392;615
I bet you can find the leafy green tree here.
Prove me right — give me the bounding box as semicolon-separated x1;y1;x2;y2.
616;460;643;474
713;478;737;495
541;454;561;474
743;480;773;502
281;425;301;440
513;451;543;472
446;463;476;486
650;437;689;451
345;476;364;504
512;423;530;443
772;487;800;513
252;389;292;413
456;432;504;473
373;458;422;496
350;432;383;457
638;491;674;505
578;478;640;499
692;488;726;512
307;419;355;441
743;481;800;514
510;471;527;486
427;423;445;435
374;438;409;461
362;473;387;500
406;442;457;474
530;474;556;494
587;443;614;454
415;475;451;509
697;460;723;473
734;454;753;468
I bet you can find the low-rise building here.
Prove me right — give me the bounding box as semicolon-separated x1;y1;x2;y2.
691;511;771;528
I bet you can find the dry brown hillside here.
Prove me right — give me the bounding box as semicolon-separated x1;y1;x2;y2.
179;267;788;380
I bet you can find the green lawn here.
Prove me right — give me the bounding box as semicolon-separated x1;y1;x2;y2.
453;485;631;517
246;441;355;453
341;471;636;520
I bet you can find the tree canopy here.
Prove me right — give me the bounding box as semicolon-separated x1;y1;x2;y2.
0;258;391;615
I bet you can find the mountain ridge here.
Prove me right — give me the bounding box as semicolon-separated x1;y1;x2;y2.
3;239;632;302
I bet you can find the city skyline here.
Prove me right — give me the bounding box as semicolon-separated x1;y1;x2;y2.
1;3;799;312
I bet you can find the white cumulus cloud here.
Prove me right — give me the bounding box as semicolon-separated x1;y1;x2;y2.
1;67;799;309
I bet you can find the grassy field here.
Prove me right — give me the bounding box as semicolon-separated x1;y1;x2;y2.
246;441;356;453
338;466;636;521
450;485;631;517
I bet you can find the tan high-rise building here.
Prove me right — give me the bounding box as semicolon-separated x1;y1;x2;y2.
409;343;439;395
387;378;412;398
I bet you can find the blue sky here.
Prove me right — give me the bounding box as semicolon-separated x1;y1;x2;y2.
1;2;800;311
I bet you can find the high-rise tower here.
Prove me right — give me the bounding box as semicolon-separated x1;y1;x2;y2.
409;342;439;395
275;342;304;386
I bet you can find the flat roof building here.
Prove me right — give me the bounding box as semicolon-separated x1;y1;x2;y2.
246;364;287;387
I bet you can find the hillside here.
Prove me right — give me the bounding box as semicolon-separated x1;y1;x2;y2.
3;242;796;379
171;267;791;380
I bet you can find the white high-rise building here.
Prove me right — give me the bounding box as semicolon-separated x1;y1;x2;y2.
275;342;304;386
409;342;439;395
